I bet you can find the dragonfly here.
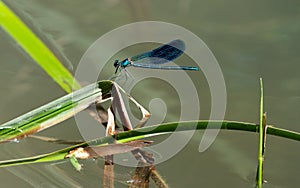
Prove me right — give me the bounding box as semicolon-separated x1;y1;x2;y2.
113;39;199;73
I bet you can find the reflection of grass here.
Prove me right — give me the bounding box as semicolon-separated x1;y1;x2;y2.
0;2;300;187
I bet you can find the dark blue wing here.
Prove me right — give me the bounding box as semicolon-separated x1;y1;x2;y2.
130;39;185;65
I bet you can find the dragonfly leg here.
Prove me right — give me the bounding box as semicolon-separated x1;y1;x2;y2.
123;68;134;80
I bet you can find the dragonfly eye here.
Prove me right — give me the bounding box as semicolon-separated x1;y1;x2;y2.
114;60;119;68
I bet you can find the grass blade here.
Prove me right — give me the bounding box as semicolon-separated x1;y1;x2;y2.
0;1;81;92
0;120;299;168
256;78;264;187
0;80;113;143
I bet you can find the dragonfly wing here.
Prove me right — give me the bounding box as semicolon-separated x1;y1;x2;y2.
130;39;185;65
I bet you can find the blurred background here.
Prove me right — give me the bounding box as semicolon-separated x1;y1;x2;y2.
0;0;299;187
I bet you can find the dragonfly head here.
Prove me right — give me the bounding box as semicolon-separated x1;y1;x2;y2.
114;60;120;73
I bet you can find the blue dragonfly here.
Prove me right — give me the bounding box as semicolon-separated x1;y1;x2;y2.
114;39;199;73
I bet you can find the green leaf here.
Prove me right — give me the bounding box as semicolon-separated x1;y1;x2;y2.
0;1;81;93
0;120;299;168
0;80;113;143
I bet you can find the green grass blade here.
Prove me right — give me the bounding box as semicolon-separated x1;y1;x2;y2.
0;1;81;92
257;78;264;187
0;120;299;168
0;80;113;143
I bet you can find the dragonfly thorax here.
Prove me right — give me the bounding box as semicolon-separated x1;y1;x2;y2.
121;59;131;68
114;59;132;73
